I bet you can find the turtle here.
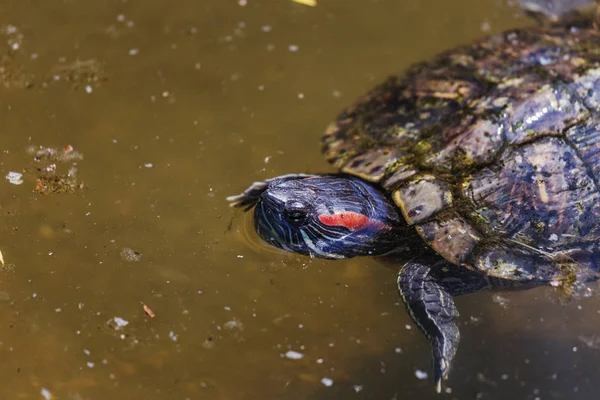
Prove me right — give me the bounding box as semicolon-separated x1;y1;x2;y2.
228;0;600;392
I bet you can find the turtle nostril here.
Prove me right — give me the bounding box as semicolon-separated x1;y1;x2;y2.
284;209;307;223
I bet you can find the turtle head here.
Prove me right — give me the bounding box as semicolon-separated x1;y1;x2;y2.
228;174;406;259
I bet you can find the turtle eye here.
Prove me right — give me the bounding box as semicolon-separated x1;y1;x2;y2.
284;209;308;224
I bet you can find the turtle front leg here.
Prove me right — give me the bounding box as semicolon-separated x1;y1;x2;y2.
398;259;460;393
398;259;540;391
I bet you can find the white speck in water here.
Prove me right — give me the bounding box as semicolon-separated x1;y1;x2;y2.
405;324;412;330
113;317;129;329
264;156;271;163
316;358;324;364
321;377;333;387
573;346;578;352
297;93;304;99
549;233;558;242
285;350;304;360
85;85;93;94
55;308;61;313
501;374;509;380
195;62;201;70
288;44;299;52
116;14;125;22
238;0;247;6
415;369;428;380
40;388;53;400
298;324;303;329
128;48;139;56
169;331;178;342
87;361;95;368
353;385;363;393
83;349;91;356
224;306;231;311
11;42;19;51
395;347;402;354
237;255;244;259
144;163;153;168
6;171;23;185
32;292;37;299
261;25;272;32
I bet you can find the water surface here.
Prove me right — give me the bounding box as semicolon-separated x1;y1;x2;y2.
0;0;599;399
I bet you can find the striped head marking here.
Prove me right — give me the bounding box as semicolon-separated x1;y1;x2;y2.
252;175;404;259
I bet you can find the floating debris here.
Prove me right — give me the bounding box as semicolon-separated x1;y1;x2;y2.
27;145;85;194
292;0;317;6
120;247;141;262
49;58;104;87
5;171;23;185
284;350;304;360
113;317;129;328
579;335;600;349
142;303;155;318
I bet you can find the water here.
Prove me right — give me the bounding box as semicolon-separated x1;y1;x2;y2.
0;0;598;399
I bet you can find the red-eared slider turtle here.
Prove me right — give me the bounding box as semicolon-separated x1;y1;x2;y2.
228;0;600;392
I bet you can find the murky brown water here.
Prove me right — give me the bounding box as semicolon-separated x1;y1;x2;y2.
0;0;599;399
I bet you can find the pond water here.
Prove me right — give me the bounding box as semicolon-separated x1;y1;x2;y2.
0;0;599;399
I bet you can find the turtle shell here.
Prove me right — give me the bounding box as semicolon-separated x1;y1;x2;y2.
322;23;600;282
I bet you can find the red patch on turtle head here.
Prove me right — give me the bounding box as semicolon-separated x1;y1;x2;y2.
318;212;386;232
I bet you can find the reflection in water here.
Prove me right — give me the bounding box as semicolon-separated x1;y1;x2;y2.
0;0;598;399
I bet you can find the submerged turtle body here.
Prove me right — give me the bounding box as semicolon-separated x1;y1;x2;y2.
322;23;600;283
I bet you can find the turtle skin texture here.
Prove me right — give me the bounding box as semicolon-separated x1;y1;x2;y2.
322;22;600;285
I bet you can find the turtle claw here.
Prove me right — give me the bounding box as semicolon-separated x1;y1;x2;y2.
434;357;450;394
227;173;314;211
